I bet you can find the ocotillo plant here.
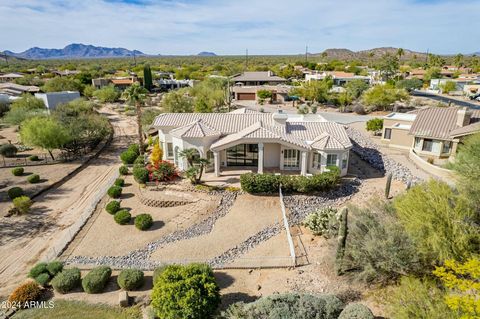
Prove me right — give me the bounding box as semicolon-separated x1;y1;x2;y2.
335;207;348;275
385;172;393;199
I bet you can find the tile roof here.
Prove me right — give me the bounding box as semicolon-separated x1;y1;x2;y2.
169;120;221;138
311;132;347;150
229;107;261;114
449;122;480;138
231;71;286;82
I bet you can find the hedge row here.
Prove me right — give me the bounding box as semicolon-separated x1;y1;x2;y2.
240;168;340;194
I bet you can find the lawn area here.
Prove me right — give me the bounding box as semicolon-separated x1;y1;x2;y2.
12;300;142;319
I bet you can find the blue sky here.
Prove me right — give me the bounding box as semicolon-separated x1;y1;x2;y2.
1;0;479;55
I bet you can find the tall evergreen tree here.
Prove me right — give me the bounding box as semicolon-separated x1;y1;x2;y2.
143;63;153;91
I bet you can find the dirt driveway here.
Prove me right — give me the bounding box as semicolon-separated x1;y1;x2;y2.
0;106;136;299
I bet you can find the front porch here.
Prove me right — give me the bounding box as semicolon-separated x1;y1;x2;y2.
202;166;301;187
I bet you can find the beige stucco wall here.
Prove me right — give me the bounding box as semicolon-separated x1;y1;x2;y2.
264;143;281;168
387;128;414;149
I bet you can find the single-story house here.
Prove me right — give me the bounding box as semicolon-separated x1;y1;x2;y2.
0;73;24;83
305;71;371;86
35;91;80;111
382;107;480;161
231;71;287;86
52;70;81;77
92;76;139;90
232;85;292;102
0;83;40;96
152;111;352;177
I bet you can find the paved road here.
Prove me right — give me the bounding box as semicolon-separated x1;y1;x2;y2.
412;91;480;110
0;107;136;299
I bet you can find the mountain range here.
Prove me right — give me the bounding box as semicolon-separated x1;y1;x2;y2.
314;47;429;60
3;43;145;59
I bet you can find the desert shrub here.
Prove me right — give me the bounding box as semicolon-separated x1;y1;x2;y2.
34;273;51;287
114;210;131;225
106;200;121;215
240;169;339;194
342;202;423;284
8;187;24;199
365;118;383;134
0;143;18;157
114;178;125;187
47;261;64;276
119;165;129;175
13;196;33;214
151;263;220;319
28;155;39;161
117;269;145;291
107;185;122;198
51;268;81;294
133;166;149;184
303;207;339;237
134;155;145;166
29;263;48;279
152;266;167;285
147;161;178;182
11;167;24;176
27;174;40;183
135;213;153;230
120;150;137;164
82;266;112;294
338;303;374;319
223;293;344;319
8;281;42;308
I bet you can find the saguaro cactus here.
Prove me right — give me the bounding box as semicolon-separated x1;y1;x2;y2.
335;207;348;275
385;172;393;199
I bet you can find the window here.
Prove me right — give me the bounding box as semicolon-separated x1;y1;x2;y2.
174;146;180;167
342;154;348;169
283;149;300;169
312;153;321;169
414;137;422;149
442;141;452;154
384;128;392;140
167;143;174;158
326;154;338;167
226;144;258;166
422;139;441;153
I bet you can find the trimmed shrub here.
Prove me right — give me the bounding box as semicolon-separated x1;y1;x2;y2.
51;268;81;294
28;155;39;161
338;303;374;319
28;263;48;279
106;200;121;215
0;143;18;157
222;293;344;319
119;165;129;175
11;167;24;176
152;263;220;319
13;196;32;214
133;166;149;184
117;269;145;291
152;266;167;285
303;207;339;237
27;174;40;184
114;210;131;225
82;266;112;294
47;261;64;276
120;150;137;164
107;185;122;198
135;214;153;230
114;178;125;187
8;281;42;308
133;155;145;166
8;187;24;199
34;273;51;287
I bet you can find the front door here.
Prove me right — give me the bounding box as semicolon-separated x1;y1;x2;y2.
283;149;300;169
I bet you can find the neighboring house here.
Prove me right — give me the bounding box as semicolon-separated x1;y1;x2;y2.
231;71;287;86
232;85;292;102
406;68;426;80
152;111;352;177
52;70;81;77
382;107;480;162
0;73;24;83
157;79;194;90
35;91;80;110
305;71;371;86
0;83;40;96
92;76;139;90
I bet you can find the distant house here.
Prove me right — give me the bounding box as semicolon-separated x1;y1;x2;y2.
92;76;139;90
0;73;24;83
35;91;80;110
406;68;427;80
231;71;287;86
52;70;81;77
232;85;292;102
381;107;480;162
0;83;40;96
305;71;371;86
157;79;194;90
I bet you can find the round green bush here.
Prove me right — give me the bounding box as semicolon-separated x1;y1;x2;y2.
114;178;125;187
153;266;167;285
11;167;24;176
51;268;81;294
28;155;39;161
133;167;149;184
119;165;129;175
28;262;48;279
107;185;122;198
47;261;64;276
27;174;40;184
338;303;374;319
135;213;153;231
8;187;24;199
117;269;145;291
34;273;51;287
13;196;32;214
114;210;131;225
120;150;137;164
134;156;145;166
106;200;121;215
82;266;112;294
0;143;18;157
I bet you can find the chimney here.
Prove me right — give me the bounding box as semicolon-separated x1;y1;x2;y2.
272;110;288;126
456;108;473;127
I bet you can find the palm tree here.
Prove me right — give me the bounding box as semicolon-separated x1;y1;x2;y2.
122;82;148;155
179;148;199;167
397;48;405;60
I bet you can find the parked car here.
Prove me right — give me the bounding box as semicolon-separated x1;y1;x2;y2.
469;93;480;101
